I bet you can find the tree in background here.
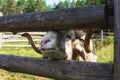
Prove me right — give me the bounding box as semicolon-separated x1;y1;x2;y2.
54;0;106;9
25;0;36;13
86;0;101;5
0;0;5;12
16;0;26;14
76;0;86;7
0;0;106;15
5;0;16;15
46;5;53;11
70;0;76;7
55;0;72;9
64;0;70;8
85;0;106;5
54;1;65;9
100;0;106;4
0;0;17;15
35;0;47;12
0;0;7;15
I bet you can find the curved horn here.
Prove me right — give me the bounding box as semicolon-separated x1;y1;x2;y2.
84;31;93;53
22;33;42;54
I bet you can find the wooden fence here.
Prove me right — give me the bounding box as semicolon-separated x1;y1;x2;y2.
0;0;119;80
0;32;46;47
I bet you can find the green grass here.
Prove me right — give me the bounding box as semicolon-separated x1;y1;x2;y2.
4;41;40;45
94;35;114;63
96;43;114;63
0;47;42;58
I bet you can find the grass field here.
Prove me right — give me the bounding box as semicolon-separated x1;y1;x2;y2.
96;43;113;63
0;36;114;80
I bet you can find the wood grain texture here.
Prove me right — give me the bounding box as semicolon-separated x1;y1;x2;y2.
114;0;120;80
0;54;113;80
0;4;113;32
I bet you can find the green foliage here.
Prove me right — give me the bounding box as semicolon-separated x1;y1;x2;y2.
1;0;16;15
16;0;26;14
54;1;65;9
0;0;107;15
70;0;76;7
35;0;47;11
54;0;106;9
25;0;36;13
76;0;86;7
86;0;101;5
7;0;16;14
0;0;48;15
0;0;6;11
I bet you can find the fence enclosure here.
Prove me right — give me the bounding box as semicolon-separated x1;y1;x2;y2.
0;0;119;80
0;32;45;47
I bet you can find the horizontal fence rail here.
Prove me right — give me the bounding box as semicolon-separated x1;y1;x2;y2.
0;32;46;47
0;4;113;32
0;54;113;80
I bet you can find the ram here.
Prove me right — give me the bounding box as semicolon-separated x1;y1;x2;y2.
22;30;97;62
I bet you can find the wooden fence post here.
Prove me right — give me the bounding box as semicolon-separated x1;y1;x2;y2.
0;12;3;48
99;30;103;45
100;30;103;41
114;0;120;80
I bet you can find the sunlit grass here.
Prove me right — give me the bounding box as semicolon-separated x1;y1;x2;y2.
93;35;114;63
0;47;42;58
96;43;114;63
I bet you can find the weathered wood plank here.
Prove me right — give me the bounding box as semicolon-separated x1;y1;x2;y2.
0;54;113;80
0;12;3;48
114;0;120;80
0;4;113;32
